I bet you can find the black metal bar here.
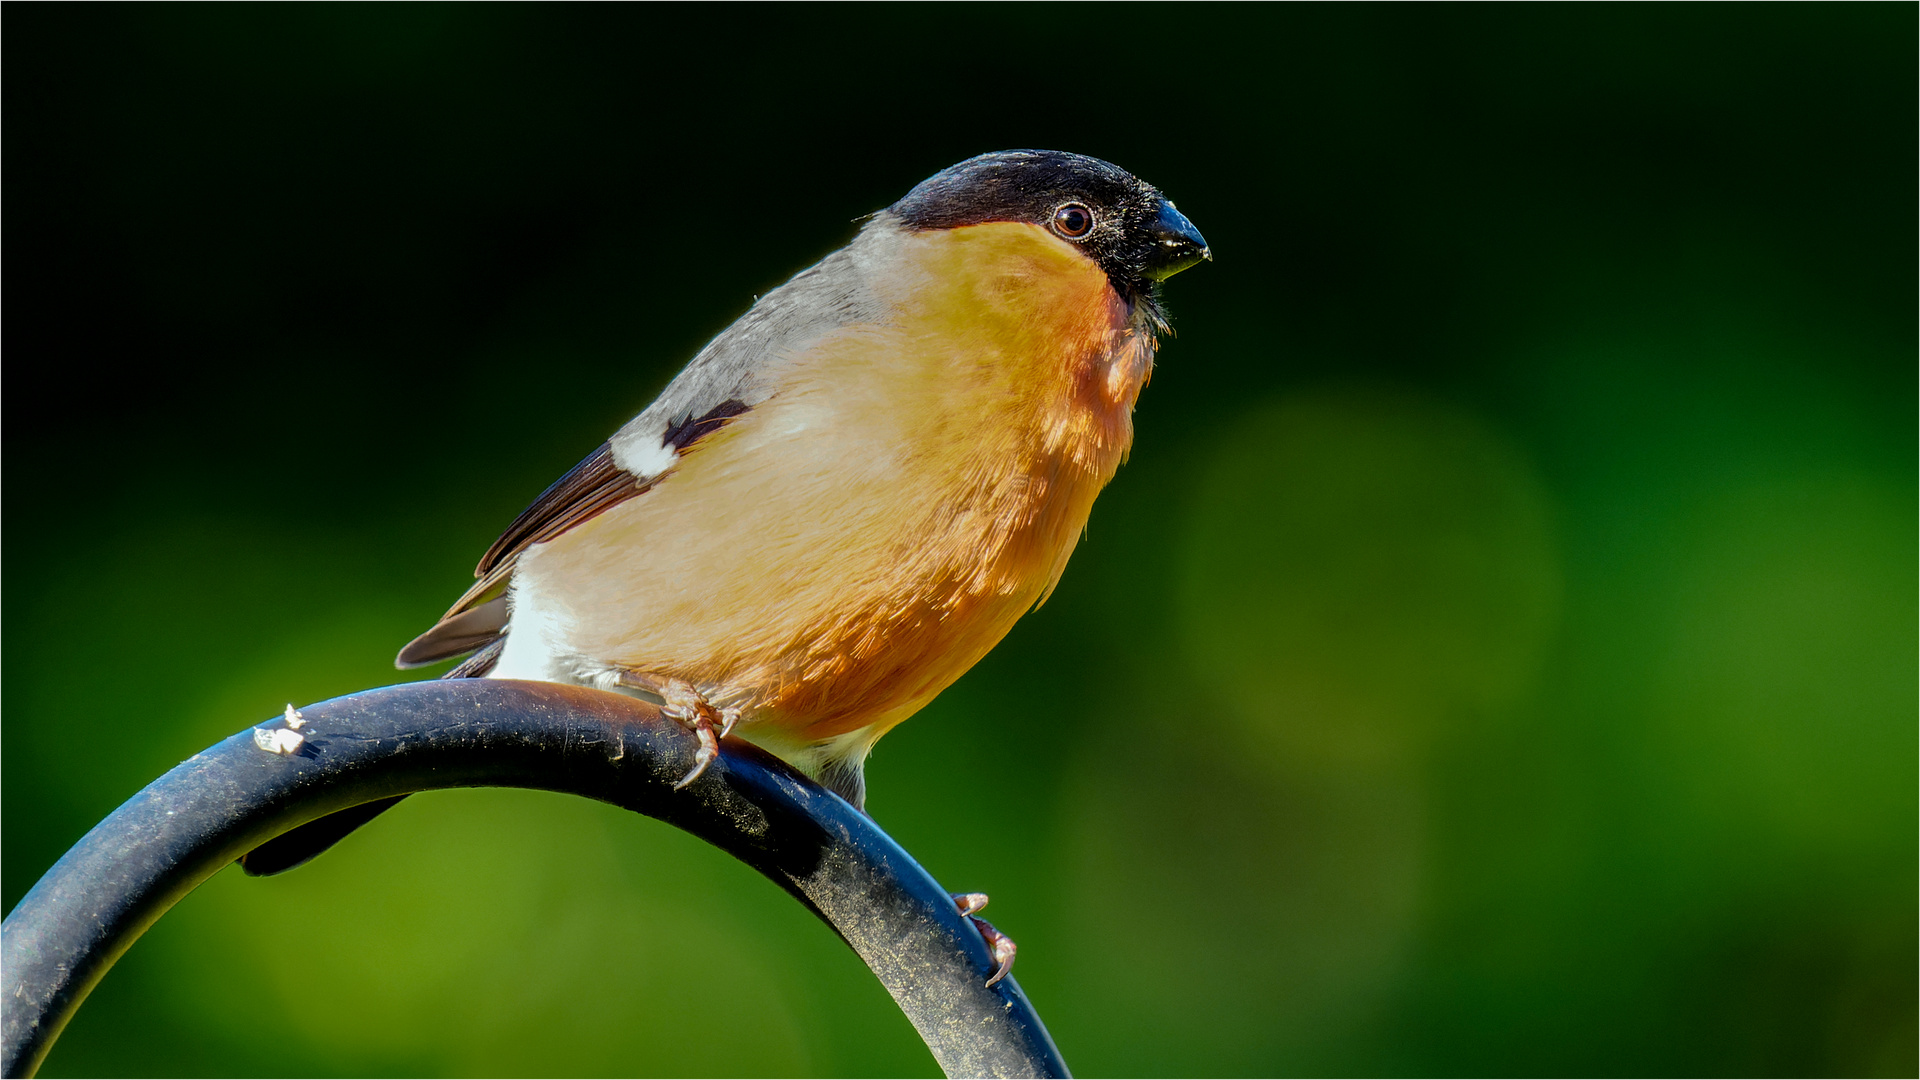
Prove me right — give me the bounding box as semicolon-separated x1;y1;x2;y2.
0;680;1069;1079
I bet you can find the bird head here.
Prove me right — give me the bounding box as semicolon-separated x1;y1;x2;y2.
887;149;1210;306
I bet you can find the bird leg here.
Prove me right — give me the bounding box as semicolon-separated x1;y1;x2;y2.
952;892;1017;987
615;672;740;789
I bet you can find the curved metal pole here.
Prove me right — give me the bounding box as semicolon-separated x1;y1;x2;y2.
0;680;1069;1079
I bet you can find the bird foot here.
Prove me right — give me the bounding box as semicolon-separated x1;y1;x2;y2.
952;892;1017;987
616;672;739;788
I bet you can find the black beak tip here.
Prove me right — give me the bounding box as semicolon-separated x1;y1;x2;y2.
1144;201;1210;281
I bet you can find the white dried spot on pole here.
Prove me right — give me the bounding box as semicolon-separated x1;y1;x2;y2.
252;727;305;756
283;704;307;731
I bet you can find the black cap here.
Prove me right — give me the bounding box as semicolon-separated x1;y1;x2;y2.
890;150;1209;300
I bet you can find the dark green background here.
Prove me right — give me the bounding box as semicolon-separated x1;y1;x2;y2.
6;6;1914;1076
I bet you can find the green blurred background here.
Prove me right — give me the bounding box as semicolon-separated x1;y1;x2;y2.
5;6;1914;1076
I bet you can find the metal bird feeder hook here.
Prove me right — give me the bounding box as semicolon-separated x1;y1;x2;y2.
0;680;1069;1079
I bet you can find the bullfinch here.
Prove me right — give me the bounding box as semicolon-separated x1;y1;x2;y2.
397;149;1210;812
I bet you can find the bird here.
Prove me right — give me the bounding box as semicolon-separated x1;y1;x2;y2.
244;153;1206;971
396;149;1209;809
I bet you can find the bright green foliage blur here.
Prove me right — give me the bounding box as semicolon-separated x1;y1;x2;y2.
5;6;1913;1077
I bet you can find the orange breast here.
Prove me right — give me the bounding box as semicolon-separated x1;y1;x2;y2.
523;222;1156;743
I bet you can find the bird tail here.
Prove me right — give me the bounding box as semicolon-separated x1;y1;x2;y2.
443;637;506;678
395;565;512;671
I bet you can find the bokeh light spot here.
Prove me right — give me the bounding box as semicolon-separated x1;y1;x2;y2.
1176;385;1563;771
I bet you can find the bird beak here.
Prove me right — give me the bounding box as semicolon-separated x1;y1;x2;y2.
1141;200;1211;281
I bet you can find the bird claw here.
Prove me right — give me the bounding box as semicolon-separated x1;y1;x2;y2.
618;672;731;789
973;916;1017;988
670;719;721;789
952;892;1016;986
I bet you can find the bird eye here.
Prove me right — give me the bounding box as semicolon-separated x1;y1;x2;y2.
1051;203;1095;239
